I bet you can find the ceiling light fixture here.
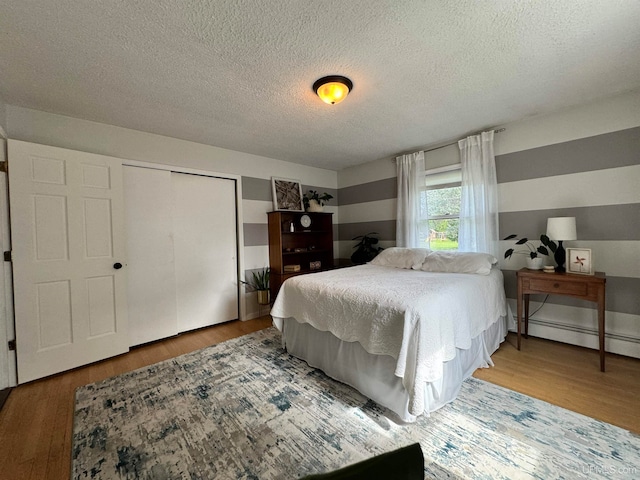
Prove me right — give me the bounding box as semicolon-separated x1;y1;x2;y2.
313;75;353;105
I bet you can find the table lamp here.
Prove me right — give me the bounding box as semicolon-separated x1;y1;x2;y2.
546;217;577;272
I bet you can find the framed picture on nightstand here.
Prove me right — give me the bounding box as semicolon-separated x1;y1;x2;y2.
566;248;593;275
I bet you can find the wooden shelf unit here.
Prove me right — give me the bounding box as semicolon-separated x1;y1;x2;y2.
267;211;334;299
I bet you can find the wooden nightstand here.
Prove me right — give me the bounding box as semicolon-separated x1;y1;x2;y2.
516;268;607;371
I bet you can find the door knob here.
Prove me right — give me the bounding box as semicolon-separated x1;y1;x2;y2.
113;262;123;270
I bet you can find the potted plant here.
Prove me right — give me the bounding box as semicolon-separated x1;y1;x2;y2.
503;234;557;270
351;232;384;264
241;267;270;305
303;190;333;212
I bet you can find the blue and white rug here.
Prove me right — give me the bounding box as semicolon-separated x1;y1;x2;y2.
73;327;639;479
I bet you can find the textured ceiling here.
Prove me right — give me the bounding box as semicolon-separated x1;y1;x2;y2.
1;1;640;171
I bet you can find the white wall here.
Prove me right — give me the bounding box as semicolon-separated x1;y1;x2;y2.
0;99;7;136
4;106;338;322
6;106;337;184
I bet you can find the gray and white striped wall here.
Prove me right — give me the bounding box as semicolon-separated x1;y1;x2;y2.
335;89;640;359
241;177;338;318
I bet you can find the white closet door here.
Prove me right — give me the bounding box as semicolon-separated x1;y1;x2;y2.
9;140;129;383
172;173;238;332
123;166;178;346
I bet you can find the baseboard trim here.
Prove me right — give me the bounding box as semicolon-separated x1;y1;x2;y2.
242;309;271;321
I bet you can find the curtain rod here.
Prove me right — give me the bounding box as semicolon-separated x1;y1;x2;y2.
423;127;506;154
393;127;506;161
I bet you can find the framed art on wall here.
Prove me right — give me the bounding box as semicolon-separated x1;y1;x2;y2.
271;177;304;211
566;248;593;275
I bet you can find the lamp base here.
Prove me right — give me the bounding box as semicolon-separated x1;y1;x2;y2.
554;240;566;272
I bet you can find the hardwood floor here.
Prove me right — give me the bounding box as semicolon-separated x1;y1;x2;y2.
0;317;272;480
1;317;638;479
473;332;640;434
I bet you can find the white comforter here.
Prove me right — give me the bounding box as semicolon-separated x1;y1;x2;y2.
270;264;508;415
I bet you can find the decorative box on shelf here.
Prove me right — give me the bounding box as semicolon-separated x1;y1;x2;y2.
309;261;321;270
284;264;301;272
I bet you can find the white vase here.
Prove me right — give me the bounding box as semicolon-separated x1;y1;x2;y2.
526;257;544;270
307;199;324;212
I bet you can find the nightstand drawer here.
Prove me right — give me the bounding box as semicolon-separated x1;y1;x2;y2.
529;278;587;296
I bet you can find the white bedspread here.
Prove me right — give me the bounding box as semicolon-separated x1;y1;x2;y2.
270;264;508;415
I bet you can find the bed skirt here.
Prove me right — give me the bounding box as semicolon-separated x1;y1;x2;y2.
273;315;508;423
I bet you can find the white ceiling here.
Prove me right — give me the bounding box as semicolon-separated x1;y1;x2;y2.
1;1;639;171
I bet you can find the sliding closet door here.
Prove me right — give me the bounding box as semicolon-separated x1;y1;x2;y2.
124;168;238;344
123;166;178;346
171;173;238;332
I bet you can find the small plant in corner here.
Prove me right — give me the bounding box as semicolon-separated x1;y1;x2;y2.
503;234;557;260
303;190;333;210
241;267;270;305
240;267;270;290
351;232;384;264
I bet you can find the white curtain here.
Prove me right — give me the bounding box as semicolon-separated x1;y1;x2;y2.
458;130;499;258
395;151;424;247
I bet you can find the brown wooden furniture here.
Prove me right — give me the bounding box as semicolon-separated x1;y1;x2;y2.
267;211;334;299
516;268;607;371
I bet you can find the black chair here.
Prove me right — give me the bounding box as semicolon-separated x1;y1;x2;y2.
298;443;424;480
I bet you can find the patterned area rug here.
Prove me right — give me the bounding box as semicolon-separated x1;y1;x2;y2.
73;327;639;479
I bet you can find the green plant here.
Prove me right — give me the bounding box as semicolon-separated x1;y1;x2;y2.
240;267;270;291
303;190;333;210
351;232;384;264
503;234;557;260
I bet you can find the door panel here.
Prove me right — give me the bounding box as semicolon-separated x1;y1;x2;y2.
86;275;117;337
33;194;69;260
123;166;178;346
83;198;113;257
172;172;238;332
36;280;72;348
8;140;129;383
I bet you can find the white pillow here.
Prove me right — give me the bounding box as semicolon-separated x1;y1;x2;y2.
419;251;497;275
369;247;431;269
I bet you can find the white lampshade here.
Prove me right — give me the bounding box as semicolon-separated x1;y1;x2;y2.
546;217;577;241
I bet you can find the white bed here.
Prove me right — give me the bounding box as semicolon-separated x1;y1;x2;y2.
270;251;512;422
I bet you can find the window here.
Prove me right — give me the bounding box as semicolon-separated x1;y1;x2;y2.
418;165;461;251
